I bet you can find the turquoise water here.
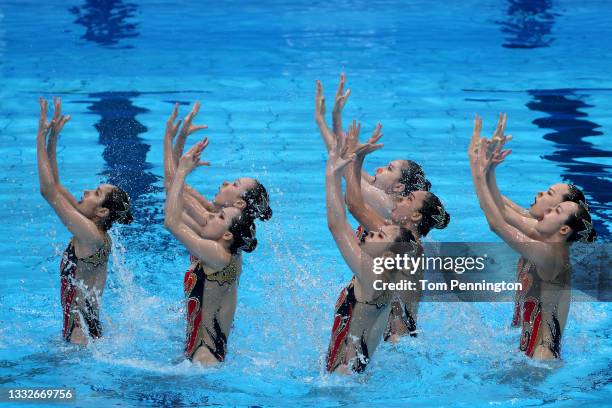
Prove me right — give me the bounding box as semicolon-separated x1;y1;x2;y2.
0;0;611;406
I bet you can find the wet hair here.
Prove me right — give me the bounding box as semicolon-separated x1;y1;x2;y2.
564;201;596;243
241;180;272;221
228;215;258;254
389;226;418;255
562;184;586;205
417;192;450;237
100;186;133;231
396;160;431;196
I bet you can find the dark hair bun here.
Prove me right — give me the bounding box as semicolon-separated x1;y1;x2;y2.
566;201;596;243
229;217;258;254
242;180;272;222
586;228;597;243
435;211;450;230
101;186;133;230
119;212;134;225
259;206;272;221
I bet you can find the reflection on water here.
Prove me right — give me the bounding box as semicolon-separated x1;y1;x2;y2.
527;89;612;239
69;0;139;47
84;92;161;233
497;0;557;49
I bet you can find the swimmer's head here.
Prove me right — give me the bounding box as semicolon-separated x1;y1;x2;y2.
535;200;596;243
391;191;450;236
529;183;585;218
372;160;430;196
213;177;272;222
360;224;416;258
199;206;258;254
78;184;133;231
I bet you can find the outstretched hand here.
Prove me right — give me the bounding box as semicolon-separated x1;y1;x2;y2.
346;120;384;157
333;73;351;115
48;97;71;140
38;97;51;137
171;101;208;163
315;80;326;120
488;113;512;157
179;101;208;139
470;113;512;175
178;138;211;174
165;103;183;140
332;73;351;136
468;114;483;162
328;129;354;173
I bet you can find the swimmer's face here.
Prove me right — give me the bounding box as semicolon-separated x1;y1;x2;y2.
360;225;401;258
534;201;579;239
213;177;256;208
373;160;407;194
391;191;427;226
77;184;115;220
200;207;241;241
529;183;570;218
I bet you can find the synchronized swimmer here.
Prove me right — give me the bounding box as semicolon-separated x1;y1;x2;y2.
36;75;597;372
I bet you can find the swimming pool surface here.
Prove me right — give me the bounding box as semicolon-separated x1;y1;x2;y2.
0;0;611;406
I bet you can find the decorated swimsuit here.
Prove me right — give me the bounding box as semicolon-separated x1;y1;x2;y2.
326;278;392;373
513;257;571;358
183;255;239;362
60;234;111;341
357;225;420;341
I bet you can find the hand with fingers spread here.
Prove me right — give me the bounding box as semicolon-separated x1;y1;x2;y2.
332;73;351;136
38;97;52;138
173;101;208;164
178;138;211;174
346;120;384;158
487;112;512;157
48;97;71;140
327;129;354;174
165;103;182;141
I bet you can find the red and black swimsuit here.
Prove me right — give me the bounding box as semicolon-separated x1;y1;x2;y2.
183;256;238;362
60;236;110;341
513;258;567;358
326;279;391;373
358;225;419;341
512;257;532;327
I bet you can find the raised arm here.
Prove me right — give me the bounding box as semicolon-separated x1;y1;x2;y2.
326;131;363;276
472;114;538;235
37;98;103;245
332;73;350;137
345;121;387;231
314;80;335;151
164;103;216;216
171;102;216;212
503;197;530;216
46;97;79;207
472;135;558;276
164;139;231;271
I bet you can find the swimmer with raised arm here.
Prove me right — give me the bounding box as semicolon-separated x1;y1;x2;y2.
468;114;589;326
343;121;450;341
164;102;272;227
315;75;431;218
37;97;133;345
469;115;596;359
162;102;272;364
164;139;266;365
315;76;441;341
324;128;419;374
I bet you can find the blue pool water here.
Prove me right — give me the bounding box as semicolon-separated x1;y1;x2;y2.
1;0;611;406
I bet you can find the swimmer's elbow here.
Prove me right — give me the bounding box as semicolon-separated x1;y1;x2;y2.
39;186;56;201
163;215;179;231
